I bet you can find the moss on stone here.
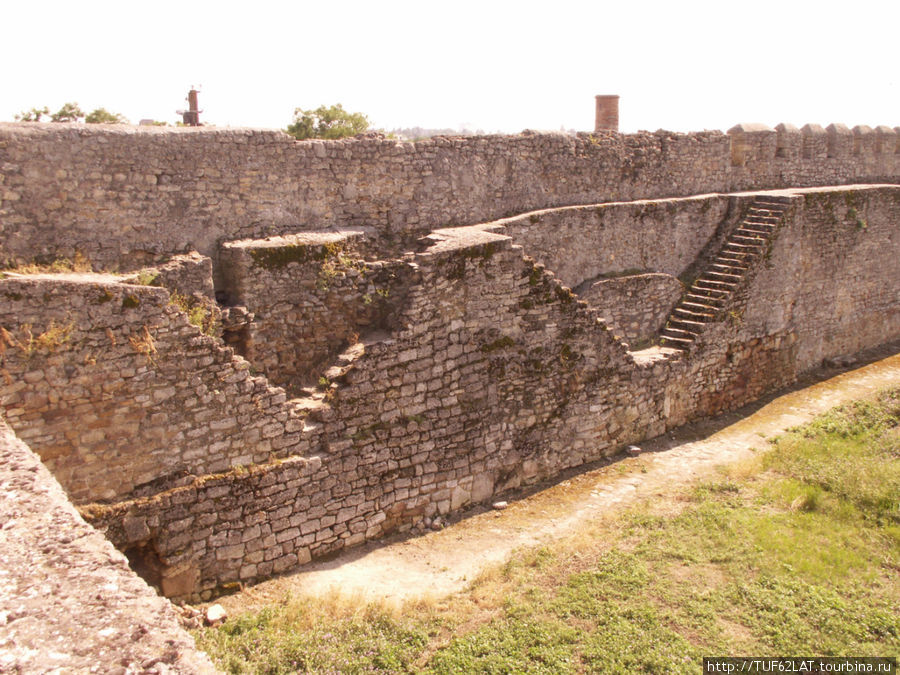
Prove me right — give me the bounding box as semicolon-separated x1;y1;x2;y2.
249;244;329;270
463;242;496;260
555;286;575;304
480;336;516;353
122;294;140;309
95;289;114;304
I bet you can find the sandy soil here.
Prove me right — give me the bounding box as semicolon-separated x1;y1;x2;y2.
211;348;900;615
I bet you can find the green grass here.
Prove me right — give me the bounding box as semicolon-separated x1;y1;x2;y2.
197;604;429;674
195;388;900;673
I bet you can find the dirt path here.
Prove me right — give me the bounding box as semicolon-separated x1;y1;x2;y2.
213;350;900;614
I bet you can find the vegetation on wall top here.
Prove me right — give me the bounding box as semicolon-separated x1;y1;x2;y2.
286;103;369;140
15;102;129;124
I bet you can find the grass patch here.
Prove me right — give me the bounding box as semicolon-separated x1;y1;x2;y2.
1;321;74;358
196;599;430;674
196;388;900;672
6;252;92;274
168;292;221;337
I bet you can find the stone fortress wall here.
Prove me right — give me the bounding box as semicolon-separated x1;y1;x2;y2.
1;121;898;273
0;122;899;609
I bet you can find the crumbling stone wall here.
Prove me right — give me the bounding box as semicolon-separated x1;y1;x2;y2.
82;227;672;599
1;186;898;602
1;123;897;275
218;230;415;392
0;276;318;503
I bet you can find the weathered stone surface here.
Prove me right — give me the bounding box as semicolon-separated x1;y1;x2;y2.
579;273;685;347
205;604;227;626
0;419;216;674
0;278;318;503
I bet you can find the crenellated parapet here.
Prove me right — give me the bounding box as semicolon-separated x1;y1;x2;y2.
728;121;900;166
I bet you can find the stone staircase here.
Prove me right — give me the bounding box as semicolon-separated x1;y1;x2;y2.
289;330;393;424
659;195;791;351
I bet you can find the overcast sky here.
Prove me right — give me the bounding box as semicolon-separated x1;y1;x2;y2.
2;0;897;134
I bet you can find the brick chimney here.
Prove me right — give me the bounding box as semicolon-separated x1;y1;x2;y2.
594;95;620;133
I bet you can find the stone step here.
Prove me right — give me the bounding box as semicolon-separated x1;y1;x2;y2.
743;217;779;227
686;287;727;299
659;334;694;349
668;316;707;331
695;278;737;292
702;270;742;282
682;298;721;312
738;226;774;237
730;234;766;247
673;307;713;322
722;244;762;257
723;240;762;250
733;228;772;239
745;211;782;221
714;256;749;268
710;263;747;275
737;219;775;228
689;289;729;304
660;327;697;341
718;247;756;259
292;396;329;415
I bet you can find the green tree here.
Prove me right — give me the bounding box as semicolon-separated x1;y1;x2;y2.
85;108;129;124
50;102;85;123
286;103;369;140
14;106;50;122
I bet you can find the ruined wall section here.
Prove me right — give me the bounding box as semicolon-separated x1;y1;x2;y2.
84;228;672;599
278;230;625;534
4;186;899;601
310;227;669;523
2;123;898;273
0;276;319;503
218;231;415;393
0;418;217;673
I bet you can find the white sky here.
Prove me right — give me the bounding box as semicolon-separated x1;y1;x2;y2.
2;0;897;134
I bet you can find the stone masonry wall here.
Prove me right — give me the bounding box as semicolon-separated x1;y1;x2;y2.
2;186;898;602
0;276;319;503
659;186;900;424
81;228;673;599
492;195;742;289
579;273;685;348
737;186;900;372
218;230;415;393
1;123;898;276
